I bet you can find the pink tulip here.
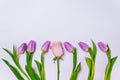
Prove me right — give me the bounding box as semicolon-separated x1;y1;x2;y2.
51;41;64;57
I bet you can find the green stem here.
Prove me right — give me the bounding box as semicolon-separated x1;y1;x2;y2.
41;54;44;67
19;67;30;80
88;60;94;80
26;52;33;66
17;64;30;80
57;58;60;80
70;50;77;80
104;60;111;80
41;53;45;80
91;61;94;80
70;73;73;80
70;72;76;80
73;48;77;72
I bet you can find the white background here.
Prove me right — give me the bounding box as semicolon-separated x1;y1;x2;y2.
0;0;120;80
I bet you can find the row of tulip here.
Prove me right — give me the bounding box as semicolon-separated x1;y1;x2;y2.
2;40;118;80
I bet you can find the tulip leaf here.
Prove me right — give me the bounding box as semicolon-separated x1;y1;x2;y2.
104;62;110;80
3;48;19;66
35;60;42;76
110;56;118;68
107;56;118;80
73;48;77;72
70;63;81;80
75;62;81;75
88;40;97;62
25;65;40;80
85;57;92;70
88;48;94;60
91;40;97;61
12;46;19;66
85;57;95;80
3;48;13;58
2;59;24;80
13;45;17;59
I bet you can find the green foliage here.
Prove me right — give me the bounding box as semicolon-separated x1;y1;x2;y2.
2;59;24;80
86;40;97;80
35;60;42;76
26;51;33;66
85;57;92;70
106;45;111;61
105;56;118;80
25;65;40;80
73;48;77;72
70;48;81;80
88;40;97;62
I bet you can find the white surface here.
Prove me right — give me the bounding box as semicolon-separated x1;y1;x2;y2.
0;0;120;80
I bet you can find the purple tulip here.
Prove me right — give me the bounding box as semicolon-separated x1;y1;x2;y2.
78;42;89;52
64;42;74;53
17;43;27;54
27;40;36;53
41;40;51;53
98;42;108;52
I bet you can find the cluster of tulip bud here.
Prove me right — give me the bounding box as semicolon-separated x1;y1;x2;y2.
2;40;117;80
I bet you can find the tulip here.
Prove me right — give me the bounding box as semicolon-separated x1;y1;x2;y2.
39;41;51;80
17;43;27;54
27;40;36;53
41;40;51;53
98;42;108;52
64;42;74;53
98;42;118;80
78;41;97;80
78;42;89;52
51;41;64;80
64;41;81;80
51;41;64;57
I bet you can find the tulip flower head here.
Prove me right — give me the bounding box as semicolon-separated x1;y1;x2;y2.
41;40;51;53
17;43;27;54
98;42;108;52
64;42;74;53
78;42;89;52
51;41;64;58
27;40;36;53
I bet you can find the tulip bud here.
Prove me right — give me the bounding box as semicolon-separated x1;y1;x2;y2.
17;43;27;54
51;41;64;58
78;42;89;52
98;42;108;52
27;40;36;53
64;42;74;53
41;40;51;53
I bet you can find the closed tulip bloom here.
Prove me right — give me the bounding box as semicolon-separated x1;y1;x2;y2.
27;40;36;53
41;40;51;53
78;42;89;52
17;43;27;54
64;42;74;53
51;41;64;57
98;42;108;52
